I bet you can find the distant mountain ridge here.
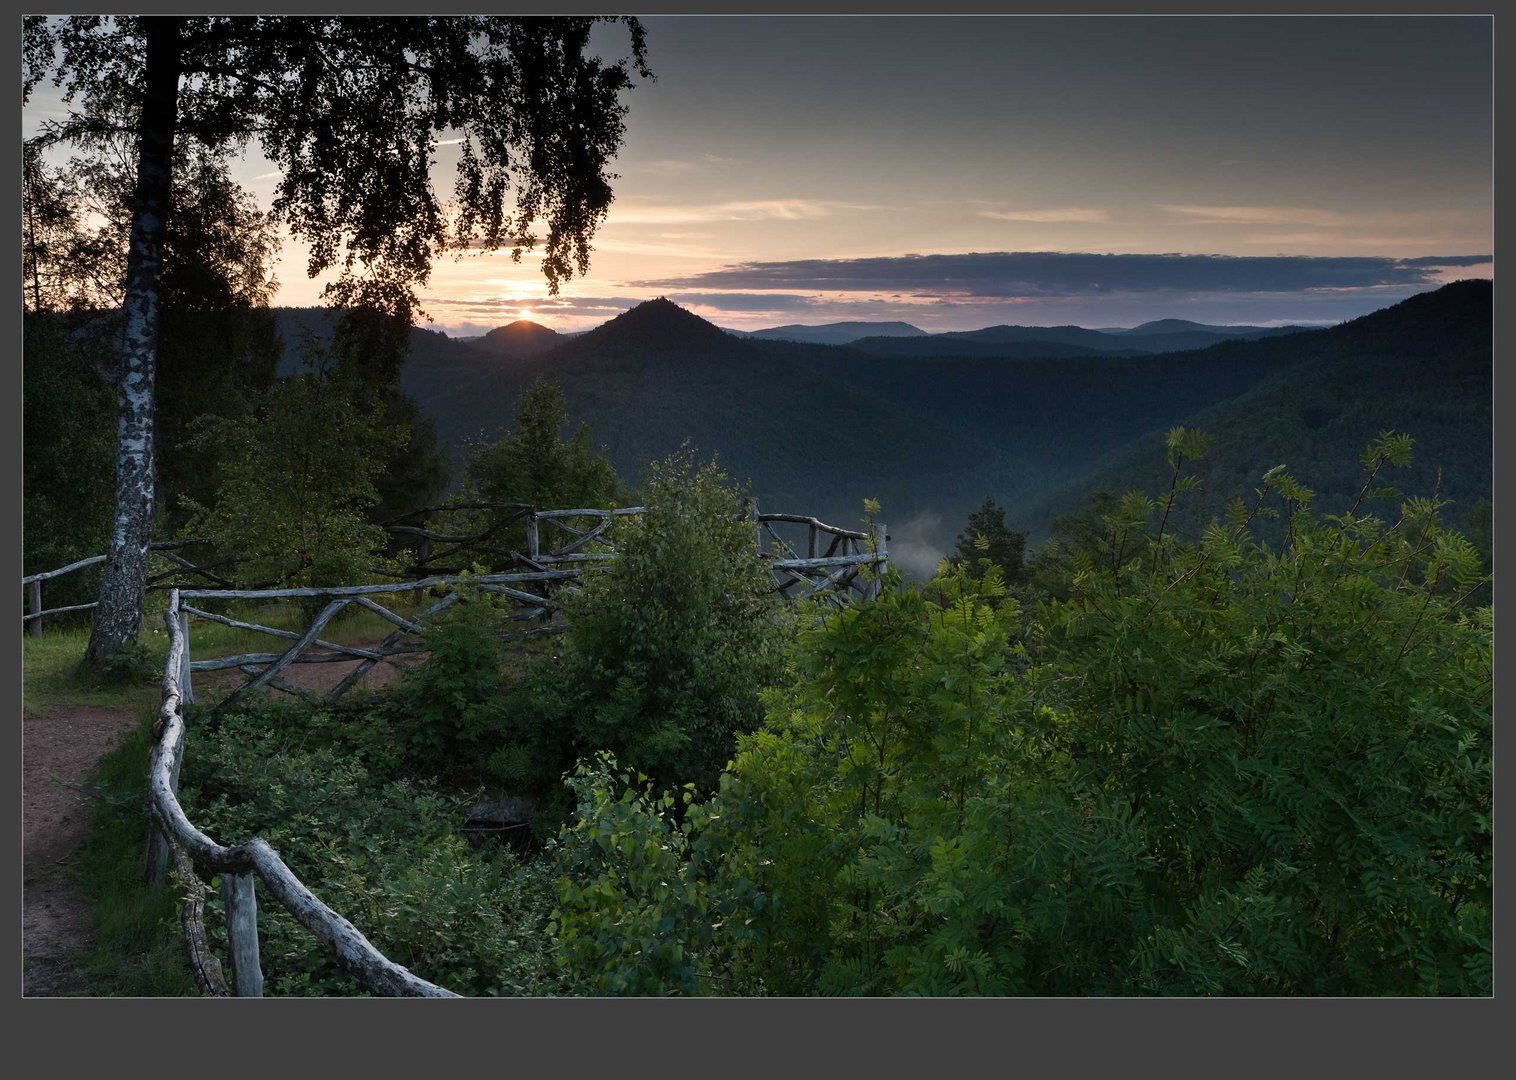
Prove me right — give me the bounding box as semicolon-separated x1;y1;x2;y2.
735;320;928;345
267;281;1489;571
736;315;1309;353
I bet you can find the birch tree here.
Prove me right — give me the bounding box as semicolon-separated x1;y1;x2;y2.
23;15;650;664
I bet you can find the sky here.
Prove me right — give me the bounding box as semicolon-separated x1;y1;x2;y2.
26;15;1494;335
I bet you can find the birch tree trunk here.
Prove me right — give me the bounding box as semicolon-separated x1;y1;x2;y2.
86;17;182;666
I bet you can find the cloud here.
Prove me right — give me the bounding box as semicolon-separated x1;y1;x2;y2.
664;292;823;313
1399;255;1495;267
607;199;874;226
588;236;737;260
635;158;701;174
420;294;639;320
978;207;1112;223
1160;204;1350;227
630;153;734;175
633;251;1492;297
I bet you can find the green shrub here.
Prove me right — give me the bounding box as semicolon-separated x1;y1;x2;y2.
552;434;1491;996
500;451;792;831
382;586;513;783
549;753;717;995
179;700;567;996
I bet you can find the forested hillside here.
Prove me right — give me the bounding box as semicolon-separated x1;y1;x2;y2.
1019;280;1492;540
267;280;1489;567
400;299;1031;534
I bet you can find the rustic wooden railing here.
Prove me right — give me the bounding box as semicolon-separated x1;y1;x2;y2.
20;538;226;637
149;586;458;996
143;506;886;996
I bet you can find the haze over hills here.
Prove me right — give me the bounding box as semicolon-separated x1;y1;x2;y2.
725;316;1310;353
732;321;928;345
273;281;1489;574
848;320;1309;357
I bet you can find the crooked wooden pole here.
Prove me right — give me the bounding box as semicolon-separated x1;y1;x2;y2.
177;603;193;704
173;845;228;996
870;522;889;599
222;871;264;997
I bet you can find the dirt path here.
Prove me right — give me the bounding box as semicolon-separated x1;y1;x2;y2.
22;647;408;996
22;705;141;997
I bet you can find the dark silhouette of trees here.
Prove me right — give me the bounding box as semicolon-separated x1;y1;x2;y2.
950;498;1028;588
24;15;650;664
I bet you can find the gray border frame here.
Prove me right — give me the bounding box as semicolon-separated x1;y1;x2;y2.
11;2;1501;1070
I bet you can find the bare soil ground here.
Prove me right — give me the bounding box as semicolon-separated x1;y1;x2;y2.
22;705;140;996
21;648;405;997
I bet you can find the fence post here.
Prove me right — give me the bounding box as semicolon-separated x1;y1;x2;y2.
748;498;761;555
870;522;888;600
221;872;265;997
526;512;540;560
414;534;431;607
27;580;42;637
177;605;193;705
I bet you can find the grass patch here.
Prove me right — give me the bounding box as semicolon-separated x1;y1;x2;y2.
30;594;440;995
23;630;163;716
69;711;199;996
23;596;432;716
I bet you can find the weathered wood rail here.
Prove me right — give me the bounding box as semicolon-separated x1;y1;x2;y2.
149;590;458;995
139;505;886;996
20;538;222;636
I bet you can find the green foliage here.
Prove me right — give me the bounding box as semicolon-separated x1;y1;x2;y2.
85;637;164;688
70;713;198;996
459;377;622;562
382;586;514;783
1030;437;1491;994
549;753;716;995
554;434;1490;996
949;498;1028;590
180;366;394;595
505;452;790;817
180;700;567;996
1458;497;1492;607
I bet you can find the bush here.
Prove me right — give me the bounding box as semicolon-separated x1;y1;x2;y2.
549;752;716;995
551;434;1491;996
179;700;567;996
382;585;513;783
499;451;791;829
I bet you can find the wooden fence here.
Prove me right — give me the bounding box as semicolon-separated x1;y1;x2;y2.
134;505;885;996
20;538;229;637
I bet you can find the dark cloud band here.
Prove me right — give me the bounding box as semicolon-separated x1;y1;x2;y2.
632;251;1492;297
